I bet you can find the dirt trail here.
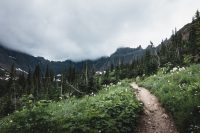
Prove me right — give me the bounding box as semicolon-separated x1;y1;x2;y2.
131;82;179;133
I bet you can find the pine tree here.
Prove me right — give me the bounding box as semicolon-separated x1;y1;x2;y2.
195;10;200;59
7;64;17;110
189;10;200;62
171;28;182;64
67;64;76;84
150;41;161;67
159;41;168;65
195;10;200;20
115;66;120;82
26;68;32;94
33;65;41;98
144;49;151;75
18;73;26;95
110;64;114;72
84;61;89;85
44;65;50;96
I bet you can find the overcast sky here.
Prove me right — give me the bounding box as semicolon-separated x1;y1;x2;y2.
0;0;199;61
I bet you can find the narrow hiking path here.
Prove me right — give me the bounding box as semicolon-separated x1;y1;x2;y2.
131;82;179;133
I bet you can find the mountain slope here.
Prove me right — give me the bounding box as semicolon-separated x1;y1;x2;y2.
0;44;145;74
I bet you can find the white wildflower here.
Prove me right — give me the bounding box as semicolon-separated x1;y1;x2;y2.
179;67;186;71
172;67;178;72
178;84;181;88
117;82;122;85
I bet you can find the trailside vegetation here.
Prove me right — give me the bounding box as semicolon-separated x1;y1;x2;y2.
0;80;142;132
137;64;200;133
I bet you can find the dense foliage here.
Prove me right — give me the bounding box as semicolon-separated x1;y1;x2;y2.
137;64;200;132
0;62;101;117
0;81;142;132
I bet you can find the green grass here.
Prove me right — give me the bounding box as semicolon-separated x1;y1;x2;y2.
0;80;142;133
137;64;200;133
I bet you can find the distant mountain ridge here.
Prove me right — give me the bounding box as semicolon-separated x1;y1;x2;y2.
0;19;194;74
0;44;145;74
110;46;144;64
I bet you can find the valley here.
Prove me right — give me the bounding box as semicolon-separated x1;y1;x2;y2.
0;6;200;133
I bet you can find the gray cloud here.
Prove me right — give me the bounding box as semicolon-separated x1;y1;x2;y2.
0;0;199;61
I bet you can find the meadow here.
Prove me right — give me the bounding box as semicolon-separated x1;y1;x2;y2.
137;64;200;133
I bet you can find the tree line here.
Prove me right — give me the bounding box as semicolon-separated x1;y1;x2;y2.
104;10;200;81
0;62;101;117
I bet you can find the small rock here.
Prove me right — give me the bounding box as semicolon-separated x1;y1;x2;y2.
161;113;168;119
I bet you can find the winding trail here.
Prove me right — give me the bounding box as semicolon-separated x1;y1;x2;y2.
131;82;179;133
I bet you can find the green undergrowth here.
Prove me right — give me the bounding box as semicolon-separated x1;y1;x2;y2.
137;64;200;133
0;80;142;133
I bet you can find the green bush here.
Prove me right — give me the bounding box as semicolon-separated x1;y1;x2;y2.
0;80;142;133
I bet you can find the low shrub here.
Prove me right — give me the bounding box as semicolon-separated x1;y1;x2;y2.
0;80;142;133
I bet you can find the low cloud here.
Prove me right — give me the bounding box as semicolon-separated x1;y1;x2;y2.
0;0;199;61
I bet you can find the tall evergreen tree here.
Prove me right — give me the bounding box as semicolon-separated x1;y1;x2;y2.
189;10;200;62
18;73;26;95
7;64;17;110
33;65;42;98
44;65;50;96
26;68;32;94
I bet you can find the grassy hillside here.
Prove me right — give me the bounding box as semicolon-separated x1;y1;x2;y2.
0;80;142;133
137;64;200;133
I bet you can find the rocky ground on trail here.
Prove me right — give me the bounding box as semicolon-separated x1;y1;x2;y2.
131;83;179;133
